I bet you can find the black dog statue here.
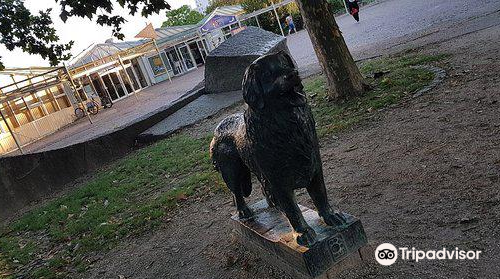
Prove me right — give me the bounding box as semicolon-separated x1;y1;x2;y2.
210;52;346;246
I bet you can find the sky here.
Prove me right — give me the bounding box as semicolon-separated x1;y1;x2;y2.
0;0;196;69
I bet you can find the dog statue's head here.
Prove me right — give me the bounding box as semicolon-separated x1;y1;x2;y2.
242;51;306;110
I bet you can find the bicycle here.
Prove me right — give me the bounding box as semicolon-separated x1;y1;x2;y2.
100;94;113;109
75;97;100;119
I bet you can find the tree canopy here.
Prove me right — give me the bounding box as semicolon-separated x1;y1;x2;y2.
0;0;171;70
161;5;204;28
205;0;241;14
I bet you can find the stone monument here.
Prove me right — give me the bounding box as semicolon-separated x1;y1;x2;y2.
204;26;289;94
210;52;370;278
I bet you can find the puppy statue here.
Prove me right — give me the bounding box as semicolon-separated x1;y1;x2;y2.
210;51;346;246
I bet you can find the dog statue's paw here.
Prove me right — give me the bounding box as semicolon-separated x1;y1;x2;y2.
238;206;254;220
321;211;347;227
296;227;317;247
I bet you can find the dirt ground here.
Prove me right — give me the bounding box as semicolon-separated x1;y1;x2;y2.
77;22;500;279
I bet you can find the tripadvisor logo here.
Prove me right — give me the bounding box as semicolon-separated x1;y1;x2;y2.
375;243;398;266
375;243;482;266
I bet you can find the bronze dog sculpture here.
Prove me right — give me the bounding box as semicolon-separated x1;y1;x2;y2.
210;52;346;246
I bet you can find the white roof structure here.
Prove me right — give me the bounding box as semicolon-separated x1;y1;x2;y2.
203;5;245;20
155;25;198;39
155;25;200;46
70;40;146;68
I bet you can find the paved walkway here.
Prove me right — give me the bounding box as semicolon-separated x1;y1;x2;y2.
288;0;500;75
19;67;205;153
137;90;243;143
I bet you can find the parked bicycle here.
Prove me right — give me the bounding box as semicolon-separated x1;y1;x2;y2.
100;94;113;109
75;97;100;119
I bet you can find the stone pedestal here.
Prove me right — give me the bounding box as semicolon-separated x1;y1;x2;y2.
231;200;369;278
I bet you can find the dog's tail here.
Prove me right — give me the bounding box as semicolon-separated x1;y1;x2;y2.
209;137;220;171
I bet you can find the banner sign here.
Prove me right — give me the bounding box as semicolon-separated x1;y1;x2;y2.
200;15;237;33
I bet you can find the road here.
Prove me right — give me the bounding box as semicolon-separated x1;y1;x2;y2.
288;0;500;75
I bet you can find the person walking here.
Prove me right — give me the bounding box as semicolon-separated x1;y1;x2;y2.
346;0;360;22
286;15;296;34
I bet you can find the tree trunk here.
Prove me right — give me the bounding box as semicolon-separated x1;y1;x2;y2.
295;0;367;100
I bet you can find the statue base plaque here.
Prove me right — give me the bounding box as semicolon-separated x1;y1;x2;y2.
231;200;371;278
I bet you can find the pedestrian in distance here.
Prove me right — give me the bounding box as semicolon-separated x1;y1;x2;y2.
286;15;296;34
346;0;360;22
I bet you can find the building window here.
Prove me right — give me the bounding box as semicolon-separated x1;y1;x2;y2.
160;52;173;72
148;55;167;76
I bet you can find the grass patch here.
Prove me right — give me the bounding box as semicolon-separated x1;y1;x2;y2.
306;54;447;137
0;53;446;278
0;135;224;278
360;53;449;74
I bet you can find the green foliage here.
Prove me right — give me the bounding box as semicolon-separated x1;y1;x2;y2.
241;0;304;35
0;0;73;70
239;0;267;12
0;238;37;266
326;0;348;14
359;53;450;73
205;0;240;14
161;5;204;27
326;0;378;14
204;0;303;35
243;0;281;34
0;0;171;69
305;54;446;137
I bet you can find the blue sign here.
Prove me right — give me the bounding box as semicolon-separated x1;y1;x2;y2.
200;15;237;33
